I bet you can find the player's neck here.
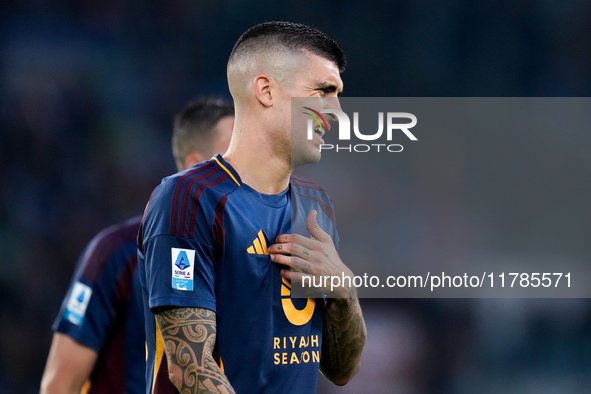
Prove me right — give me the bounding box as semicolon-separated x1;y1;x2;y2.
223;141;291;195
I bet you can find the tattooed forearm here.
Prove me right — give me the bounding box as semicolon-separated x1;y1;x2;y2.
320;297;367;385
155;308;236;394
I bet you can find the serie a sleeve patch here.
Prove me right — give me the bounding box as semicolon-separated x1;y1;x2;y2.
171;247;195;291
63;281;93;325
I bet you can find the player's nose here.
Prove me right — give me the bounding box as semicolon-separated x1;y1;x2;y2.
324;96;341;111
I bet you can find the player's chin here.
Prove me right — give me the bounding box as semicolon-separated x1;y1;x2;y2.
292;149;322;168
307;150;322;164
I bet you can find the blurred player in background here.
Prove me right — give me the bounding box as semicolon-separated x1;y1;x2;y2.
40;97;234;394
139;21;366;393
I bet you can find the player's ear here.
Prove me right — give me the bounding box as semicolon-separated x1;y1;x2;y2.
253;75;273;107
183;152;205;170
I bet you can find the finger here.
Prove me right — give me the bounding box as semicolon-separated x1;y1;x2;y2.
281;269;307;284
268;242;292;255
270;234;316;254
274;233;316;248
270;253;293;267
291;256;311;272
272;254;313;273
306;210;331;243
274;234;292;244
280;271;323;297
283;271;319;293
289;233;317;249
280;269;292;282
269;242;313;259
282;269;319;286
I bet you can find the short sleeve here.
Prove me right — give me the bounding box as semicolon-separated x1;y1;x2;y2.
53;232;137;352
139;166;236;314
142;234;217;312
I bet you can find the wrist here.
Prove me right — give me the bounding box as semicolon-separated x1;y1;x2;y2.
330;285;358;301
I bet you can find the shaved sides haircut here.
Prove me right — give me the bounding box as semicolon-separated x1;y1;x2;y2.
227;21;346;99
172;97;234;170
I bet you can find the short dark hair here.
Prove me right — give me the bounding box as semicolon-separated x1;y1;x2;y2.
229;21;346;72
172;97;234;170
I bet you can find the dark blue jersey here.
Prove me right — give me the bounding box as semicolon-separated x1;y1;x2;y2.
138;154;338;394
53;216;145;394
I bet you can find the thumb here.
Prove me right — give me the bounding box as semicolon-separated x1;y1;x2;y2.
306;210;330;242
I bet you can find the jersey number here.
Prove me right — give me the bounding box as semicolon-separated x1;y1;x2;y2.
280;277;315;326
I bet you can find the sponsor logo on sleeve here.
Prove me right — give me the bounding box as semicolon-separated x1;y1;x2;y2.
171;248;195;291
64;281;92;325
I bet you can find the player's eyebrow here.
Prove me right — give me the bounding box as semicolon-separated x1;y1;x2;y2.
315;82;343;96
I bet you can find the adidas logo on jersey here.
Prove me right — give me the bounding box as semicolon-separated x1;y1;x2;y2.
247;230;269;255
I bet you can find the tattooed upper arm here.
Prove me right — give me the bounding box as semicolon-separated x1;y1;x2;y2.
155;307;236;394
